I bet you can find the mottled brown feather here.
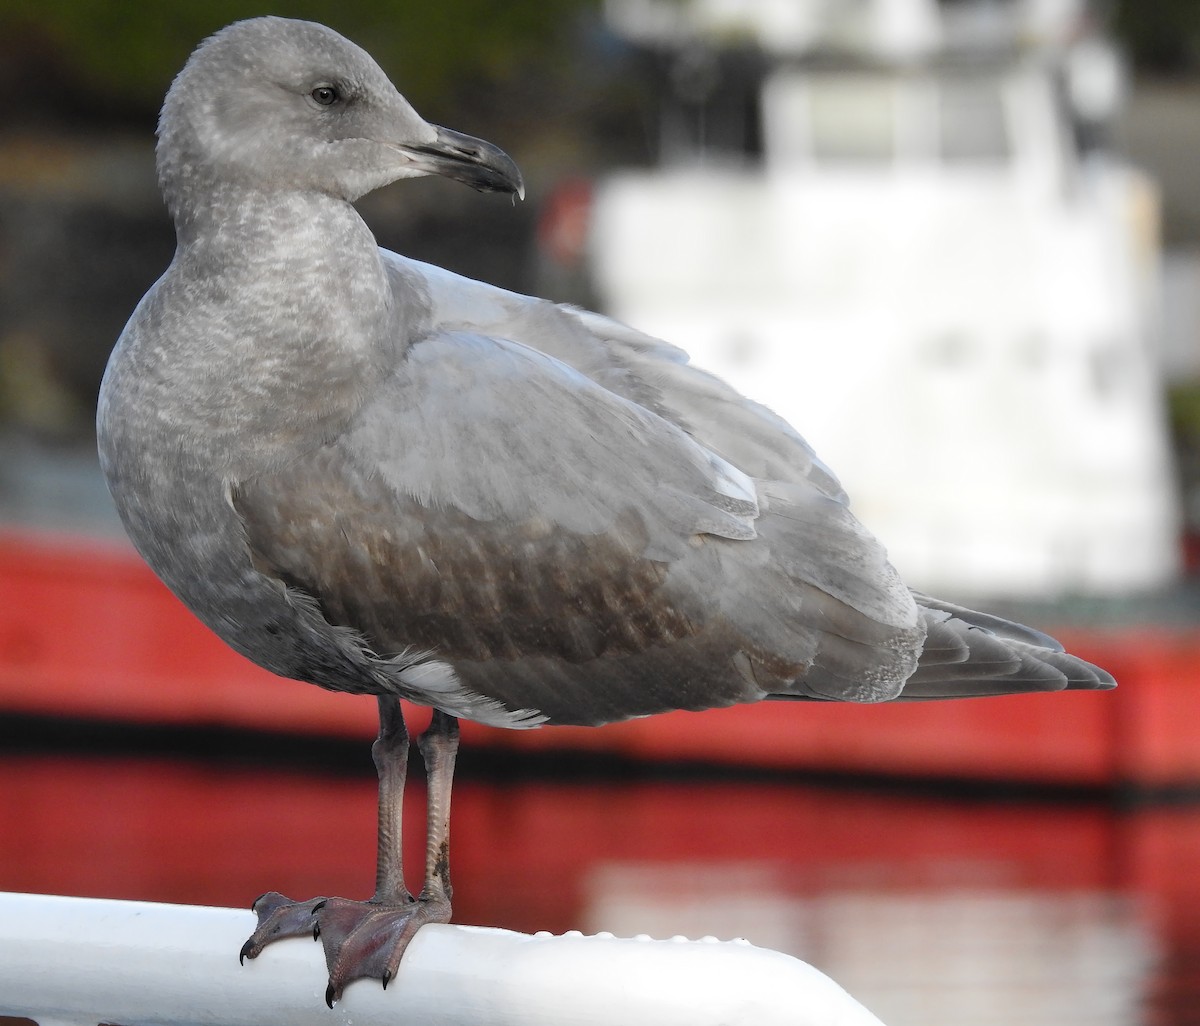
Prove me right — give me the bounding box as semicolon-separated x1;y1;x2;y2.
231;444;795;724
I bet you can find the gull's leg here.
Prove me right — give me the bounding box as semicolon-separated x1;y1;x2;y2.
317;707;458;1006
239;700;459;1005
381;709;459;983
419;710;461;906
372;694;412;902
238;696;411;967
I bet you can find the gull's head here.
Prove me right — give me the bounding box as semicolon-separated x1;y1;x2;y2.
157;16;524;215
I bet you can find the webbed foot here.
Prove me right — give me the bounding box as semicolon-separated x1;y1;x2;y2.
239;890;325;959
238;889;452;1006
316;892;452;1006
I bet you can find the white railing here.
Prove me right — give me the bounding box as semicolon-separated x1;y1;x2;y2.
0;891;886;1026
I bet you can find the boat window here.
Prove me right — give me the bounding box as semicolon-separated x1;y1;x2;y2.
937;78;1011;163
808;77;897;164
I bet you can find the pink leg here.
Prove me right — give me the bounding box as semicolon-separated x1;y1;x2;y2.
240;701;460;1007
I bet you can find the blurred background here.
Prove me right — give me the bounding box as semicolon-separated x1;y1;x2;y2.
1;0;1199;1023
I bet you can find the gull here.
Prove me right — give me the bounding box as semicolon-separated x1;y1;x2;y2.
97;15;1115;1007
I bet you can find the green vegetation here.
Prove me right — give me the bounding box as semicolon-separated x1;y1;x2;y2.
1114;0;1200;75
2;0;595;116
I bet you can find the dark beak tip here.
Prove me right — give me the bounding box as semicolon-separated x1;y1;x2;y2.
421;125;525;200
491;171;525;201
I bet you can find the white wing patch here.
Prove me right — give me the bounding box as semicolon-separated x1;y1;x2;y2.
706;450;759;513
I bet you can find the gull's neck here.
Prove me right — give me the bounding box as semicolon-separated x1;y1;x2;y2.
109;180;401;471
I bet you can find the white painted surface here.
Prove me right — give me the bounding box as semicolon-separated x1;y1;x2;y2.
0;890;887;1026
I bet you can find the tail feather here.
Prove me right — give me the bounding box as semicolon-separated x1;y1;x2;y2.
912;592;1066;652
897;593;1115;700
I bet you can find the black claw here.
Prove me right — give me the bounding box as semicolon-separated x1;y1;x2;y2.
382;968;391;990
312;920;321;940
325;982;338;1009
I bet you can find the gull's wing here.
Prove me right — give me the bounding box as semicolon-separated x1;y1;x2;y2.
230;309;929;727
397;257;1115;694
397;254;848;500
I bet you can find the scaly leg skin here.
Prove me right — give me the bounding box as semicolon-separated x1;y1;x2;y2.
239;700;461;1008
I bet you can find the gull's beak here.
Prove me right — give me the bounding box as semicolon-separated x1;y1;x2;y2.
399;125;525;199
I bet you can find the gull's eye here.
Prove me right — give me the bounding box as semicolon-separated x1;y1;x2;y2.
311;85;339;106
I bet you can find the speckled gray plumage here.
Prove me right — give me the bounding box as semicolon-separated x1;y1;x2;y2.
97;16;1115;732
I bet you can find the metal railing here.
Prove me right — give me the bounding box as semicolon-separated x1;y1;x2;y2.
0;890;887;1025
